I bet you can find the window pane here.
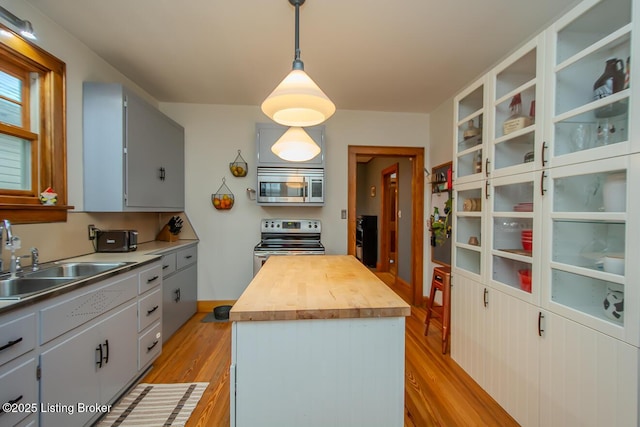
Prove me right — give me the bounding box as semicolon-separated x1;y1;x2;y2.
0;71;22;126
0;133;30;190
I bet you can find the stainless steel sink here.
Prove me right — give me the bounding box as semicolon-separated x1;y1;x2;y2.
27;262;130;279
0;277;77;299
0;262;133;300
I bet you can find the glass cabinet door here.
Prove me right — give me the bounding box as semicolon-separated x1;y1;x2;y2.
547;0;634;167
455;79;485;183
490;35;544;178
487;173;542;302
542;155;637;344
452;181;485;278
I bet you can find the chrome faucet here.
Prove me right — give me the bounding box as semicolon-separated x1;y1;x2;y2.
0;224;3;272
30;247;39;271
3;220;22;277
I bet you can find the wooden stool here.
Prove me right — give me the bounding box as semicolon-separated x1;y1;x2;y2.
424;266;451;354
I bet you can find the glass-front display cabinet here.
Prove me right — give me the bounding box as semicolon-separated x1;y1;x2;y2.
454;81;485;184
452;181;484;278
490;35;544;178
542;154;639;345
548;0;636;167
487;173;542;303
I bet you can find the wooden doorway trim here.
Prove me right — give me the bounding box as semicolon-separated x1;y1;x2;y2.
347;145;424;305
380;163;399;275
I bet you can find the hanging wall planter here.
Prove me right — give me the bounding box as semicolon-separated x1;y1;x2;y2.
229;150;248;177
212;177;235;210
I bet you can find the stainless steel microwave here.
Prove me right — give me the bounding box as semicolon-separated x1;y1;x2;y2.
256;167;324;205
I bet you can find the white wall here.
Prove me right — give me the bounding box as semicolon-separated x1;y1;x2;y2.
160;104;429;299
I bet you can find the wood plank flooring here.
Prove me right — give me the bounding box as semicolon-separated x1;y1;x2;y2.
142;306;519;427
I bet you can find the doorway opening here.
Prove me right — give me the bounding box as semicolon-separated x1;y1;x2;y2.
381;163;399;277
347;146;424;305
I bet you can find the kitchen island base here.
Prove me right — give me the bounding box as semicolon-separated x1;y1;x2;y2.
230;316;405;427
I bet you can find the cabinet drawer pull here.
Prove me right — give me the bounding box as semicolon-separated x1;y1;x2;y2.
147;275;159;283
96;344;103;368
147;305;159;316
147;340;159;352
0;337;23;352
185;255;193;259
163;264;170;270
0;395;23;413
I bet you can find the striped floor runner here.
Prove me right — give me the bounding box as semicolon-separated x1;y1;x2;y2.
97;382;208;427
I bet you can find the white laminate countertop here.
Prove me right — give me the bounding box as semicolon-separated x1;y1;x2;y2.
0;239;198;314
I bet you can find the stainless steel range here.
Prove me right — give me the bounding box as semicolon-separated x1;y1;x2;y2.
253;218;325;276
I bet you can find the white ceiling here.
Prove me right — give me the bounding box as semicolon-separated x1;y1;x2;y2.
25;0;577;114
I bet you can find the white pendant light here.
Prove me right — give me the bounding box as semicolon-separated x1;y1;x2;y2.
271;127;321;162
261;0;335;127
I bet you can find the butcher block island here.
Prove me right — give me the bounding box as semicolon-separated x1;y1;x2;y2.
229;255;410;427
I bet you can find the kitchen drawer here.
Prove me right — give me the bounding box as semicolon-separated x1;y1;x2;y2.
138;287;162;332
176;246;197;270
0;313;36;367
138;263;163;294
161;252;177;277
40;273;138;344
0;358;37;427
138;321;162;370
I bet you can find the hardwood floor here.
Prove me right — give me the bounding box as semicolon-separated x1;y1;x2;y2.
142;306;518;427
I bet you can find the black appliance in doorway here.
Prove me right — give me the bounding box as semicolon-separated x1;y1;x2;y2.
356;215;377;267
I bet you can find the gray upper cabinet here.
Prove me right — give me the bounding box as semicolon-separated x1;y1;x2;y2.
256;123;325;168
83;82;185;211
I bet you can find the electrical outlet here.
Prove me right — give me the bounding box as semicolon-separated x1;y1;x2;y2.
88;224;97;240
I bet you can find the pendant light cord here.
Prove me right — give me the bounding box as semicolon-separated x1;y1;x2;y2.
292;0;304;70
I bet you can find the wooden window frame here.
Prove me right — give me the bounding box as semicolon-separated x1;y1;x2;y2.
0;23;71;223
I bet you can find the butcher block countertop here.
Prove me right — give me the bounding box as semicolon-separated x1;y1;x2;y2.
230;255;411;321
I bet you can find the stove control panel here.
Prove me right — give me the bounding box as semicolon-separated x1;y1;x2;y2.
261;219;321;233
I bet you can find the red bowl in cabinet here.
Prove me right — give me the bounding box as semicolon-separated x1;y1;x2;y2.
518;269;532;293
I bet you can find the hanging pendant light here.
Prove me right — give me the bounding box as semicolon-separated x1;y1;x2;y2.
261;0;335;127
271;127;321;162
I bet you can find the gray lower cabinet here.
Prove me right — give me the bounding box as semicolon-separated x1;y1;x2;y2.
160;245;198;341
0;260;163;427
39;303;138;427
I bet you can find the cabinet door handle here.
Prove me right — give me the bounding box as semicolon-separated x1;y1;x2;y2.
0;394;23;413
174;288;181;302
185;255;193;259
483;288;488;307
147;340;159;352
0;337;23;352
163;264;170;270
96;344;103;368
538;312;545;336
147;305;159;316
485;180;490;199
540;171;547;195
541;141;547;167
103;339;110;365
159;167;166;181
147;275;159;283
485;158;490;177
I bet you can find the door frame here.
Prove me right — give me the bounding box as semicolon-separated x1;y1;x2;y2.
380;163;399;275
347;145;424;305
